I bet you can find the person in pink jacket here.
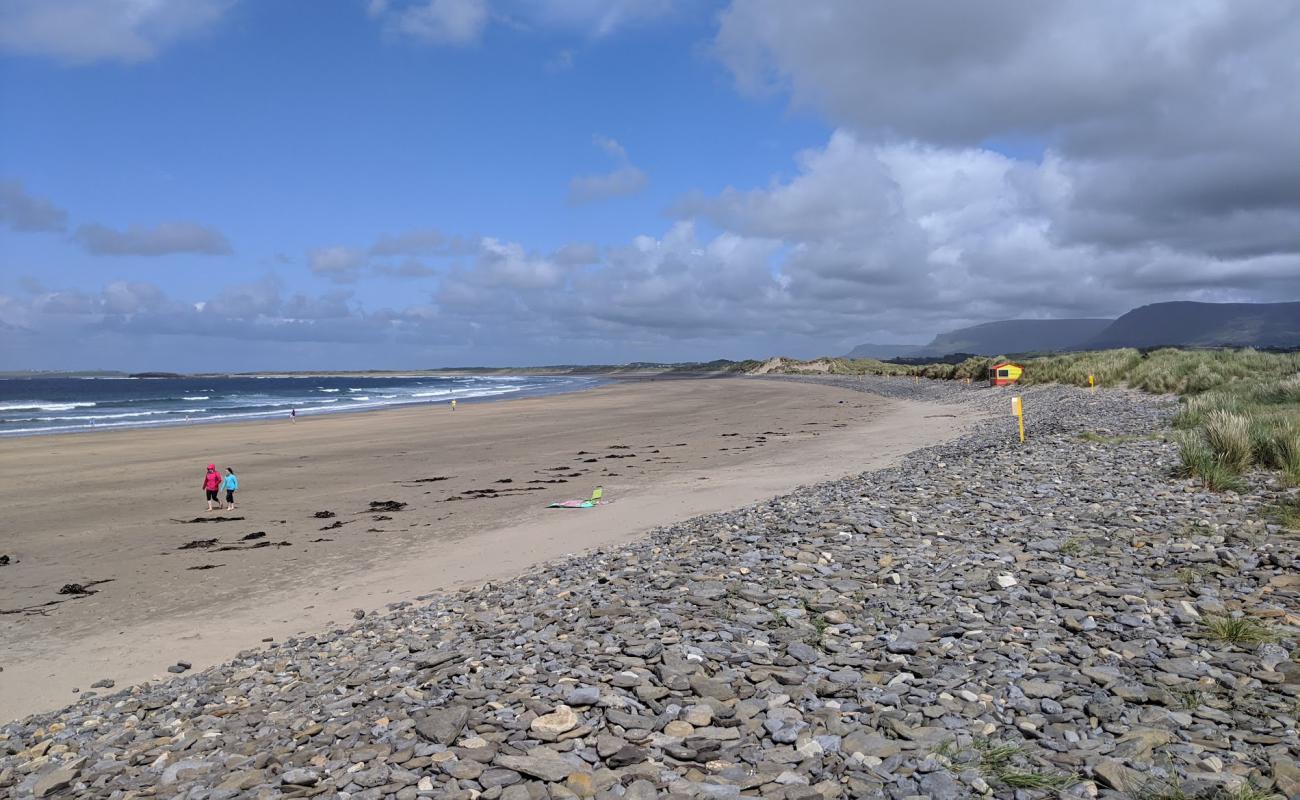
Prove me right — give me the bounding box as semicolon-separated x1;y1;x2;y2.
202;464;223;512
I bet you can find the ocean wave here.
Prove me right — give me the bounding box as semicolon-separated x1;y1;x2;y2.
0;375;594;436
32;408;205;422
0;401;97;412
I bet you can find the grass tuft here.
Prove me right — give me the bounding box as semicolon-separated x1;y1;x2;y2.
1175;430;1245;492
1273;496;1300;531
1198;614;1278;646
1059;536;1085;556
971;738;1079;792
1202;410;1252;472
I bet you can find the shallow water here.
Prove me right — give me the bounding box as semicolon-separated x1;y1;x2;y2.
0;374;602;436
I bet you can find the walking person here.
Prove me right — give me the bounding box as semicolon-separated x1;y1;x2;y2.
203;464;223;512
290;408;297;423
223;467;238;510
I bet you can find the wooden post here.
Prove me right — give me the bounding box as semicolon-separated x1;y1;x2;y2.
1012;396;1025;443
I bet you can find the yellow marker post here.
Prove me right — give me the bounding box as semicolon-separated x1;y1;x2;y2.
1012;396;1025;443
1088;374;1095;390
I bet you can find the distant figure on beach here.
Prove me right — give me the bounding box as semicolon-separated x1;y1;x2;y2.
290;408;297;423
203;464;223;511
223;467;238;510
450;399;457;412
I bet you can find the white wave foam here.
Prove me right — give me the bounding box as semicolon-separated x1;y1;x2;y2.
34;408;203;422
0;401;97;412
182;395;210;400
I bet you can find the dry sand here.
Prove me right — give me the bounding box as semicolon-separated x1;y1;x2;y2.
0;378;971;721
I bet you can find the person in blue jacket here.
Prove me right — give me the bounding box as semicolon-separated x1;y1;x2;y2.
223;467;239;510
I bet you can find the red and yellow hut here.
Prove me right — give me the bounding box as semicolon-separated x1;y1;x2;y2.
989;361;1023;387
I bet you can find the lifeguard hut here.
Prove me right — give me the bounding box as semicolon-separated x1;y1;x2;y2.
989;361;1023;387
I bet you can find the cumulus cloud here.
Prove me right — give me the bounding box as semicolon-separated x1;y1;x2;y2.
307;246;368;283
372;0;490;45
568;135;648;204
370;228;446;256
370;0;673;46
307;229;468;282
0;0;232;64
8;2;1299;368
527;0;674;37
714;0;1300;274
0;180;68;232
74;221;233;256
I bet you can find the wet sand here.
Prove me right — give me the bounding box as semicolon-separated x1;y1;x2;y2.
0;378;971;721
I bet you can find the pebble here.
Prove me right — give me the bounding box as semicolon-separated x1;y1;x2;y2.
1;377;1296;800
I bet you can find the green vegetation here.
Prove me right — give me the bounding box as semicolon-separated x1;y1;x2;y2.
1171;371;1300;487
766;348;1300;491
930;738;1079;793
1058;536;1085;556
1198;614;1279;646
1129;773;1278;800
1271;495;1300;531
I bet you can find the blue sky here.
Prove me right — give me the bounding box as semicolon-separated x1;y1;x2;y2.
2;1;1297;370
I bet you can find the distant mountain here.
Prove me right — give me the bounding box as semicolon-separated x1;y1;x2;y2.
843;343;925;360
1086;301;1300;349
920;318;1114;356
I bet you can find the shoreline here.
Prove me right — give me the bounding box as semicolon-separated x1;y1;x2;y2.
0;378;971;722
0;373;613;439
1;377;1296;798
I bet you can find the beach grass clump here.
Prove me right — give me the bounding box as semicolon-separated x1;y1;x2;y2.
769;348;1300;489
969;739;1079;792
1174;429;1245;492
1271;496;1300;531
1198;614;1278;646
1201;410;1252;472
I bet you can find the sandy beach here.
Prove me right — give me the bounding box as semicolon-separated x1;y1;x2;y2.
0;378;970;721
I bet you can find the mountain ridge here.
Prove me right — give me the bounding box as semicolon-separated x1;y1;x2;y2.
845;301;1300;358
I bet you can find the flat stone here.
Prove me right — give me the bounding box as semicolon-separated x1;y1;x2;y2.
1020;680;1064;699
34;768;78;798
281;768;319;786
530;704;579;738
1093;758;1138;791
497;751;578;782
414;705;470;745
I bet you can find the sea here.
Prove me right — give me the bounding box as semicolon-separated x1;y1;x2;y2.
0;374;604;437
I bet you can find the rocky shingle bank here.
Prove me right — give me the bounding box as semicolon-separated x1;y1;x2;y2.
3;377;1297;799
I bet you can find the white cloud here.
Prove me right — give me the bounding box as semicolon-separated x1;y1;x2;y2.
381;0;490;45
74;221;232;256
307;246;368;283
370;228;446;256
0;0;233;64
371;0;673;46
530;0;674;37
568;135;648;204
713;0;1300;269
0;179;68;232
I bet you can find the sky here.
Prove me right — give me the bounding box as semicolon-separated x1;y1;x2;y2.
1;0;1298;371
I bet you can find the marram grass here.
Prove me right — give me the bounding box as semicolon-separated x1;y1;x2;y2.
784;348;1300;490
